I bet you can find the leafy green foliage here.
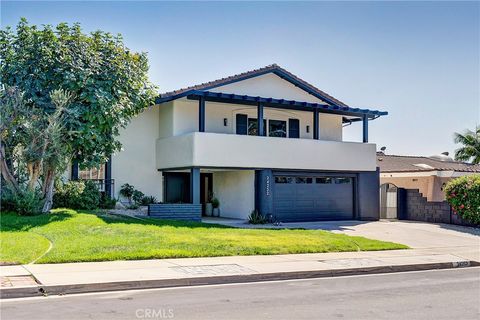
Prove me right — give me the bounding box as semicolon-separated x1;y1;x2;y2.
211;197;220;209
1;185;43;216
0;19;157;168
132;190;145;205
140;195;157;206
248;210;268;224
53;180;100;210
119;183;135;202
99;194;117;209
454;127;480;164
119;183;155;206
444;175;480;225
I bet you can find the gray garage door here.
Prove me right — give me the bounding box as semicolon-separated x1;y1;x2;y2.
273;175;354;221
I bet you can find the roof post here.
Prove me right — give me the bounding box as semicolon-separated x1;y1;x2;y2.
362;114;369;143
105;156;112;197
257;103;264;136
313;109;319;140
199;96;205;132
190;167;200;204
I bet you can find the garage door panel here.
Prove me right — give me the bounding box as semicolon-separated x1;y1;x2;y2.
296;200;315;208
273;173;354;221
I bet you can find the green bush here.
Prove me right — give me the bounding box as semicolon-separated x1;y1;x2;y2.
119;183;135;203
444;175;480;225
140;195;157;206
1;186;43;216
132;190;145;205
99;194;117;209
248;210;268;224
53;180;100;210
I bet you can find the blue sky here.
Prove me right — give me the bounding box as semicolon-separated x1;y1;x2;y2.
2;1;479;156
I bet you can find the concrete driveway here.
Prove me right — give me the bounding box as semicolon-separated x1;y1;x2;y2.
323;220;480;262
203;218;480;262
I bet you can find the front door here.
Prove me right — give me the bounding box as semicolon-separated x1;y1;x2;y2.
200;173;213;209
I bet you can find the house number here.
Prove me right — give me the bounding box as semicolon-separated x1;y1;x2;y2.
265;176;270;196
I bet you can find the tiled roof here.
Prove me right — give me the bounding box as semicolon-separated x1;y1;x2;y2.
157;64;349;107
377;153;480;173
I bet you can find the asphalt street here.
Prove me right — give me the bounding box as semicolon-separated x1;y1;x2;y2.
2;267;479;320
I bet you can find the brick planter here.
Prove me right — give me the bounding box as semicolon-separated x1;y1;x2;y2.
148;204;202;221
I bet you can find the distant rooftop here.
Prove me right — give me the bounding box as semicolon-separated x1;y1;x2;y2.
377;152;480;173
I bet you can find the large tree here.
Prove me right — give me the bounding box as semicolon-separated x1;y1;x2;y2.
0;19;157;212
453;127;480;164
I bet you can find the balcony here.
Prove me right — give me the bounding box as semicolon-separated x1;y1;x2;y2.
156;132;377;172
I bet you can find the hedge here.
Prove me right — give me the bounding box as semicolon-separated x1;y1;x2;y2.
444;174;480;225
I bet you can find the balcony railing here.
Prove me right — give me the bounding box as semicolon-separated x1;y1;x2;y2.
156;132;377;171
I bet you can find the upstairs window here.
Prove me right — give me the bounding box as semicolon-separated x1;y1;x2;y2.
269;120;287;138
248;118;267;136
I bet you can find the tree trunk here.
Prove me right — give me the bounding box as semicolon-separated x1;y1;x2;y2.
27;161;42;191
0;144;19;193
42;168;55;213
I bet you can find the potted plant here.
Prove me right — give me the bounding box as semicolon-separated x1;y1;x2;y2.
211;197;220;217
205;192;213;216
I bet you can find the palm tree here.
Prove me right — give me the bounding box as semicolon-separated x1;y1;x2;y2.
453;127;480;164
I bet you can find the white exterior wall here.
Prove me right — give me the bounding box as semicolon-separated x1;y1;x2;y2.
212;170;255;220
172;100;198;136
158;101;174;138
171;98;343;141
157;132;377;172
210;73;325;104
320;114;343;141
112;106;163;200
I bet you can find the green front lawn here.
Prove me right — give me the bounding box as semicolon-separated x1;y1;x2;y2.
0;209;408;264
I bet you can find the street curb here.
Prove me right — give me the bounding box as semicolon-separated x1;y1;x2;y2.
2;260;479;299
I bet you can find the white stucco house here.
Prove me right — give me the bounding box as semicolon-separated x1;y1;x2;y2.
71;64;387;222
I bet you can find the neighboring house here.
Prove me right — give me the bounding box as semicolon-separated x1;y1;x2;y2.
72;64;388;222
377;151;480;202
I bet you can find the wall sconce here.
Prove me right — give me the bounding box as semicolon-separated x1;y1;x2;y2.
223;118;228;126
306;125;310;133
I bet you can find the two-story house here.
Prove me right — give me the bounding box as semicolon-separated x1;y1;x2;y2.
72;65;387;222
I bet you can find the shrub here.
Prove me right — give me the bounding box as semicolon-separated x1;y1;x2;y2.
119;183;135;203
1;186;43;216
248;210;268;224
53;180;100;210
444;175;480;225
140;195;157;206
132;190;145;205
99;194;117;209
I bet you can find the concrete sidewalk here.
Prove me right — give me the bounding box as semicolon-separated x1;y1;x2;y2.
1;248;478;299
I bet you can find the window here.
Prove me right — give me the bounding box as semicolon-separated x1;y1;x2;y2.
316;177;332;184
79;165;105;180
295;177;313;184
275;176;294;184
335;177;352;184
248;118;266;136
269;120;287;138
